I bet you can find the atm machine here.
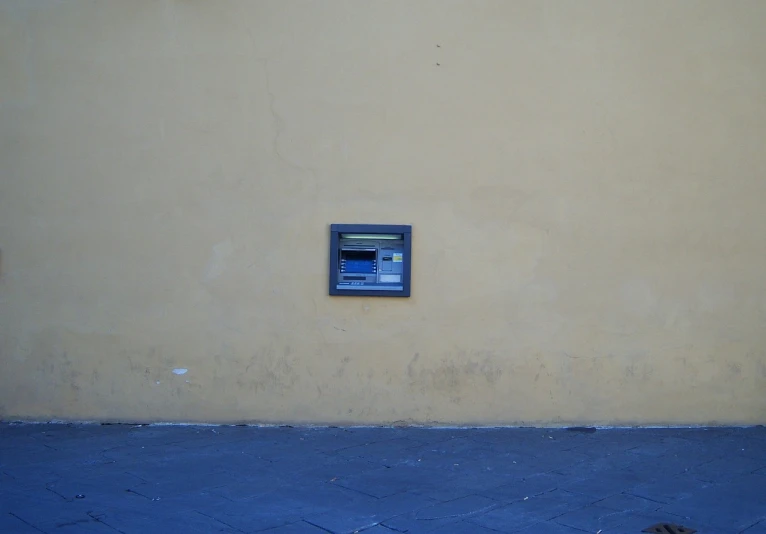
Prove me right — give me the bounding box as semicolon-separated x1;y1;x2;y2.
329;224;412;297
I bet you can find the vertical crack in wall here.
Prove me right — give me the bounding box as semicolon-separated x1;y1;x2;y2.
261;59;319;198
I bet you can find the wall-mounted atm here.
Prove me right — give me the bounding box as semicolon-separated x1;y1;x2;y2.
329;224;412;297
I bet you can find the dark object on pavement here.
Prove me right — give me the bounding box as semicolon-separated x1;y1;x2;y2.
566;426;597;433
643;523;697;534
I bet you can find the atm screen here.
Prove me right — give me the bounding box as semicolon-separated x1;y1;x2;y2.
340;249;376;274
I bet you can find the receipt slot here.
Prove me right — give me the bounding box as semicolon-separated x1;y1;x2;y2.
329;224;412;297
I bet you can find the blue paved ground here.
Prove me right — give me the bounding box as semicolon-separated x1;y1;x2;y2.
1;424;765;533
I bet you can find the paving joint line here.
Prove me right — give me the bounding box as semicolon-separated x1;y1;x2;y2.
9;512;46;533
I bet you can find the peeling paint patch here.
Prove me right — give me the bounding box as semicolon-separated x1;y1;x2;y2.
172;368;188;375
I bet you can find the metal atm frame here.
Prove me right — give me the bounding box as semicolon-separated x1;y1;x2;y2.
329;223;412;297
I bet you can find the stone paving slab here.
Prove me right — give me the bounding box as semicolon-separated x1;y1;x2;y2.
1;423;765;533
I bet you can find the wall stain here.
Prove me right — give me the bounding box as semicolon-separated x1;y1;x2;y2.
333;356;351;378
407;353;420;377
238;344;299;394
407;350;502;403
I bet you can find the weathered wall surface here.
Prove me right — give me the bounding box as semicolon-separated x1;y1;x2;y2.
1;1;765;425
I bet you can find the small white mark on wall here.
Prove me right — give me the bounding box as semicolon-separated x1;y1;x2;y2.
202;239;234;282
173;368;188;375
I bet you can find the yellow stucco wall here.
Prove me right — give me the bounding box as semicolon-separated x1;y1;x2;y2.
1;1;765;425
